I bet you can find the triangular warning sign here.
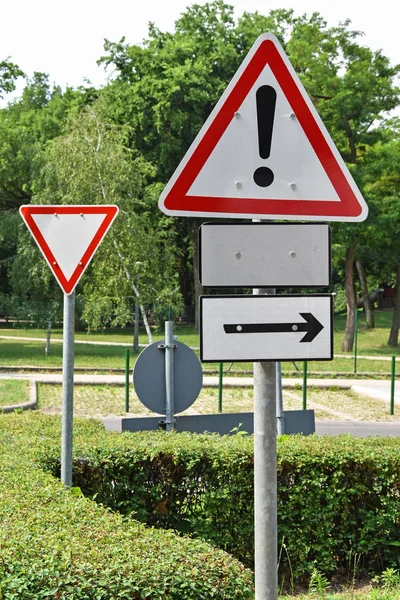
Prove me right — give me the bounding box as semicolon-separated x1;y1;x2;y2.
159;33;368;222
19;205;119;294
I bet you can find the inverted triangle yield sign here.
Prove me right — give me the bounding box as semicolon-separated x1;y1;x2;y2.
159;33;368;222
19;205;119;294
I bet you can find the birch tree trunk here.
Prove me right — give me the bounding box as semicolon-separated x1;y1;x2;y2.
45;320;52;355
112;240;153;344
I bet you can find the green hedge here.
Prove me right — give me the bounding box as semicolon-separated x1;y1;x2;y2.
39;426;400;580
3;412;400;589
0;414;254;599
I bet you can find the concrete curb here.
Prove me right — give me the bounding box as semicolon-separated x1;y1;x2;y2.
1;380;37;413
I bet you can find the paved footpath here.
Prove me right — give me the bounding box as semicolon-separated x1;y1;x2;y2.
1;370;399;404
1;370;400;435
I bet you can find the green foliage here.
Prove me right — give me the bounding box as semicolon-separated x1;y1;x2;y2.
308;568;331;596
38;429;400;582
372;567;400;590
0;74;80;211
14;423;396;583
30;98;183;323
0;413;254;598
2;412;400;593
0;294;63;326
98;1;400;310
1;2;400;315
0;212;19;294
0;58;24;98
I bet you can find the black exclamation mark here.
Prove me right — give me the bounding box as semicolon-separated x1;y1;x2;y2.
253;85;277;187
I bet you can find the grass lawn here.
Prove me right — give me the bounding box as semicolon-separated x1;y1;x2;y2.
0;311;399;374
0;338;396;375
0;380;30;406
0;338;140;369
32;383;399;421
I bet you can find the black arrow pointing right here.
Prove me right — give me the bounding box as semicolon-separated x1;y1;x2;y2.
223;312;324;343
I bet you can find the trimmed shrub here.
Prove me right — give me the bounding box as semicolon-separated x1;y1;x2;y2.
38;425;400;580
0;413;254;599
3;412;400;586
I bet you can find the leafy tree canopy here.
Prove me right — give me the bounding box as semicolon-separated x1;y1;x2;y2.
0;57;24;98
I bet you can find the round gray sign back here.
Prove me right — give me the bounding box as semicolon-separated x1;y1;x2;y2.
133;340;203;414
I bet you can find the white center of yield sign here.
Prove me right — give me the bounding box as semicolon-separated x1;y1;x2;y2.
32;212;106;280
188;64;339;202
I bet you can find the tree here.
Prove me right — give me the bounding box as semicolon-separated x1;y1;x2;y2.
0;73;80;211
29;99;182;341
0;212;19;294
358;122;400;346
98;2;400;326
0;58;24;98
284;13;400;351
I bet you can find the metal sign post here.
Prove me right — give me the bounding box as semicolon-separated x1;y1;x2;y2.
19;204;119;488
276;362;285;436
61;290;75;487
165;320;175;432
158;28;366;600
253;285;278;600
254;360;278;598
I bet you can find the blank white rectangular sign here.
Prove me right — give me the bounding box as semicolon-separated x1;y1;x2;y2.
200;294;333;362
199;223;331;287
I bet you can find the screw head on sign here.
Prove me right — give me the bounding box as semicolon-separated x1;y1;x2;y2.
235;181;242;189
289;251;297;258
234;112;241;118
290;182;297;190
53;261;57;266
290;112;296;119
235;252;242;260
79;262;83;266
236;325;243;332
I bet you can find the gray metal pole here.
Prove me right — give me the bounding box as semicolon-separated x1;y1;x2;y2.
165;320;175;432
254;287;278;600
276;362;285;435
61;290;75;487
133;303;140;352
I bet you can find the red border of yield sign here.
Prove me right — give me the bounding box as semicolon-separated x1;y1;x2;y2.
19;205;119;295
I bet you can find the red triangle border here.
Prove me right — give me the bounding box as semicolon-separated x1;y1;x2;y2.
19;205;119;294
162;37;366;221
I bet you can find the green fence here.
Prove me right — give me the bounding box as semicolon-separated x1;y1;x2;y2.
0;302;399;376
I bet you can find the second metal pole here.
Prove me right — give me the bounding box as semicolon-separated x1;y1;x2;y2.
276;362;285;435
218;362;223;413
61;290;75;487
254;286;278;600
303;361;308;410
125;348;130;413
165;320;175;431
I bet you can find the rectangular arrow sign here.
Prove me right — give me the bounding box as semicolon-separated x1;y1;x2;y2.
200;294;333;362
199;222;331;287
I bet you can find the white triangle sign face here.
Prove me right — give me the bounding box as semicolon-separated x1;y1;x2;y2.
19;205;119;294
159;33;368;222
